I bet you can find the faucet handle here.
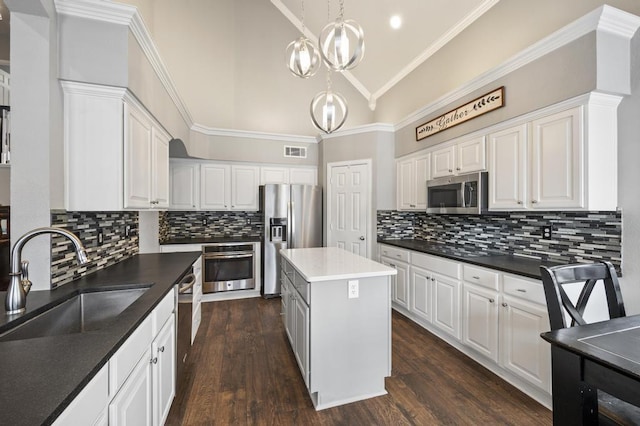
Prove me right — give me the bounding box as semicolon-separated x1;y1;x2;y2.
20;261;32;295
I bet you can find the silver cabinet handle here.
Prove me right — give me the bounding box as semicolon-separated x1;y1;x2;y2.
517;289;527;293
151;357;158;364
159;346;165;353
472;276;480;280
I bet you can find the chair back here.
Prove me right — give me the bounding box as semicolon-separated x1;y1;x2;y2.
540;261;625;330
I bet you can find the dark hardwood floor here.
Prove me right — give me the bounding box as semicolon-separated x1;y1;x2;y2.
166;297;551;425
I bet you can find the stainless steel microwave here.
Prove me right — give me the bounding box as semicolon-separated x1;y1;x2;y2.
426;172;488;214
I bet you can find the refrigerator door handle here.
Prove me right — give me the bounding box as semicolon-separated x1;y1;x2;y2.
288;200;294;248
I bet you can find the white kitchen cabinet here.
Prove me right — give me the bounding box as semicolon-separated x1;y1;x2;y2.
530;107;582;209
396;153;429;210
293;292;310;387
289;167;317;185
410;265;433;324
200;164;230;210
109;348;153;426
260;167;289;184
432;272;461;340
430;136;485;179
169;160;199;210
488;124;528;210
231;165;259;210
53;364;109;426
62;81;170;211
462;282;499;362
379;245;410;310
152;313;176;426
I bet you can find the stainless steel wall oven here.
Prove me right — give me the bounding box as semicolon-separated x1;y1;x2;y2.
202;243;256;293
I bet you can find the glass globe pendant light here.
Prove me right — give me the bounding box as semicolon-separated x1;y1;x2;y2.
310;71;348;134
319;0;364;71
285;0;321;78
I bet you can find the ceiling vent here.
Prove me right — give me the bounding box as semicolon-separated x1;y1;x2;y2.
284;145;307;158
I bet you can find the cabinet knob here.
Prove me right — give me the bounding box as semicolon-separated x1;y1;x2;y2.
517;201;523;205
448;169;453;173
151;357;158;364
159;346;165;353
489;298;495;303
456;167;460;171
431;277;435;281
531;200;538;204
502;303;508;307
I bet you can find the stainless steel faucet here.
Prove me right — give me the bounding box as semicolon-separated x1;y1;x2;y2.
5;227;89;315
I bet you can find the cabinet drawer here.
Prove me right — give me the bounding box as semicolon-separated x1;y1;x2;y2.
463;265;499;290
294;270;310;305
379;245;410;263
282;259;293;276
153;289;176;335
413;252;460;279
503;274;546;305
109;314;153;394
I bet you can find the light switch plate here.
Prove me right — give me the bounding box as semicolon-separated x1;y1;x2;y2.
348;280;359;299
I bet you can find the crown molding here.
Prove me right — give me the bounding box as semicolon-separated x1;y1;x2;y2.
190;124;318;144
395;5;640;132
54;0;194;129
318;122;395;140
59;79;127;99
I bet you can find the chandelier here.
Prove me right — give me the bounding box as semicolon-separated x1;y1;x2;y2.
310;71;348;134
318;0;365;72
285;0;321;78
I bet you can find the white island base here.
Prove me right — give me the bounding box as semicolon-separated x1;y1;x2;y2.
280;247;397;410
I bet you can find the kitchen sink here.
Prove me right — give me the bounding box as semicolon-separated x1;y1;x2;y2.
0;286;151;342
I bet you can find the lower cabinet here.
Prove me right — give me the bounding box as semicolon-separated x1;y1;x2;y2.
378;243;551;403
54;290;177;426
282;266;310;387
379;245;410;310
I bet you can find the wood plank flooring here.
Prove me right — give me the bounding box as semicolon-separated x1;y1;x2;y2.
166;297;551;425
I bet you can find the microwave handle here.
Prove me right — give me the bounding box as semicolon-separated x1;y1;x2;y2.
460;182;467;208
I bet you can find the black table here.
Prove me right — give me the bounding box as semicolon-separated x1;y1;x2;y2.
541;315;640;425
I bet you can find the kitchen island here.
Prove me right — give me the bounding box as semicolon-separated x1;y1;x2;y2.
280;247;396;410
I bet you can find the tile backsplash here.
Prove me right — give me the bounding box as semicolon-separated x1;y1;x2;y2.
159;211;263;242
51;210;139;287
377;210;622;271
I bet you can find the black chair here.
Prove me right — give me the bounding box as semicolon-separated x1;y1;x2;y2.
540;261;639;425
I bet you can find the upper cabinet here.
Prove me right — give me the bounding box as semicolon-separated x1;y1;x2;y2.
260;166;317;185
431;136;486;179
62;81;170;211
396;153;430;210
488;95;620;212
169;161;199;210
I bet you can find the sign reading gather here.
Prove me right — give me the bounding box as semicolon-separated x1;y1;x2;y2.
416;87;505;141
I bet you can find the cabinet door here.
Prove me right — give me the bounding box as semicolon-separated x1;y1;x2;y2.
396;158;415;210
289;168;317;185
170;162;199;210
394;261;410;310
124;103;153;209
231;165;259;210
488;124;528;210
462;282;499;362
432;273;461;339
431;146;455;178
53;365;108;426
414;154;430;209
294;295;310;388
530;107;583;209
152;314;176;426
260;167;289;184
151;126;170;208
200;164;230;210
500;295;551;392
109;348;153;426
457;136;486;174
410;266;432;323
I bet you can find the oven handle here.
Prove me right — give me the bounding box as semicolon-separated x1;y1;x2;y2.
178;273;196;294
203;253;253;260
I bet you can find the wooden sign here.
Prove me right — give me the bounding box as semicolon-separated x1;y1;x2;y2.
416;87;504;141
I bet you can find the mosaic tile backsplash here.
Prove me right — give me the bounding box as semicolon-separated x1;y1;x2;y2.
159;211;263;242
377;210;622;271
51;211;139;287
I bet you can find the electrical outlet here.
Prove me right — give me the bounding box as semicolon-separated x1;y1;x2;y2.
246;218;251;225
125;225;131;237
202;218;207;226
542;226;552;240
348;280;359;299
97;229;104;245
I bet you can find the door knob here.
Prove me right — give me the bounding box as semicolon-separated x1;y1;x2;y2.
359;236;365;240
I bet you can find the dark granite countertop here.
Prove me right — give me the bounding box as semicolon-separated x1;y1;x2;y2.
0;251;200;426
161;236;261;245
378;239;565;280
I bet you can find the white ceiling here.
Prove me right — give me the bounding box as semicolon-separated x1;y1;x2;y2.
272;0;500;109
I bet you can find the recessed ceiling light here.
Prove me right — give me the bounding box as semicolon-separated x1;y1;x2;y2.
390;15;402;30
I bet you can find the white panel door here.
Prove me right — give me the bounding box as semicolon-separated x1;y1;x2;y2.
457;136;486;174
414;154;430;209
170;162;199;210
488;124;528;210
124;103;152;209
432;273;461;339
530;107;583;209
500;295;551;392
200;164;230;210
152;314;176;426
231;165;259;210
151;126;170;208
109;349;153;426
431;146;455;178
462;282;499;362
328;162;369;257
396;158;415;210
410;266;432;323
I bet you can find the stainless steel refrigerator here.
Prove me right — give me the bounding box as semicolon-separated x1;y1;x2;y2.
260;184;322;297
